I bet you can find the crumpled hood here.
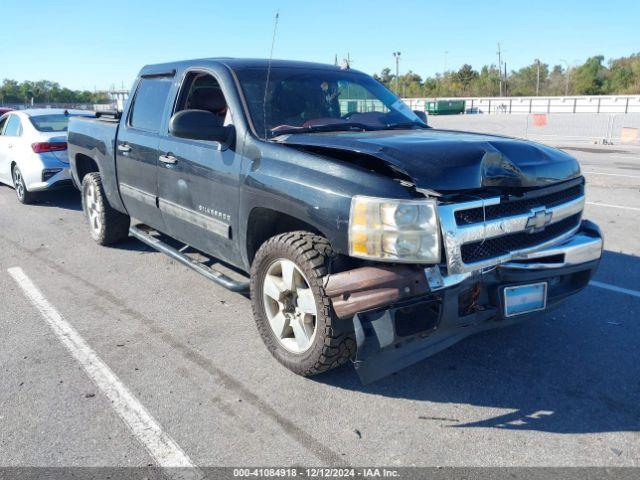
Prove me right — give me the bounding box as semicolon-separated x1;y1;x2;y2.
276;129;581;191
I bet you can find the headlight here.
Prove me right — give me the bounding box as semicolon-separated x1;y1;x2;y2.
348;196;441;263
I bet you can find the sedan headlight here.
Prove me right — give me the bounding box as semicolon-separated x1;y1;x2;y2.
348;196;441;263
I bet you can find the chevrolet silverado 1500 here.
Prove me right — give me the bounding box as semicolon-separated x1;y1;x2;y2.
67;58;603;383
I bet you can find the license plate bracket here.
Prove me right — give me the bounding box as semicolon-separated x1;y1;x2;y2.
503;282;548;317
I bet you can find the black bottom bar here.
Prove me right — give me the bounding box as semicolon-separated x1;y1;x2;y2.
129;225;250;293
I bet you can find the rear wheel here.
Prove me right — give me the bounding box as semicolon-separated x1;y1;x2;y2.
81;172;130;245
250;231;356;376
12;165;36;204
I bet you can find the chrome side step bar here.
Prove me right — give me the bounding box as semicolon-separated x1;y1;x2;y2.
129;225;250;293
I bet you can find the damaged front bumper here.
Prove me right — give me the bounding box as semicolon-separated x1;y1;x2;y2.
324;220;603;383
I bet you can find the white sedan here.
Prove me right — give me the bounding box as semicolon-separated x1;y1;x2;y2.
0;109;94;204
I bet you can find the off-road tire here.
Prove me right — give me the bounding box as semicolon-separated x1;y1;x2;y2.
81;172;130;245
251;231;356;376
12;165;36;204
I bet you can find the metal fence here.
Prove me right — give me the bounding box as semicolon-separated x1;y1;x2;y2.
339;99;386;115
402;95;640;115
427;113;640;145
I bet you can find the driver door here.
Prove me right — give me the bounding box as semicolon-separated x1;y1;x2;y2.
157;71;242;266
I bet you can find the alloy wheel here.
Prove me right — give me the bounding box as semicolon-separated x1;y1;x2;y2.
262;258;318;353
12;167;25;201
85;182;102;235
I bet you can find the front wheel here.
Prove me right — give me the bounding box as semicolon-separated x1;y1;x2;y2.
250;231;356;376
81;172;130;245
12;165;36;204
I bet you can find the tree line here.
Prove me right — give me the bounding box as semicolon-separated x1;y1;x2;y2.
0;79;110;105
3;52;639;104
374;53;640;98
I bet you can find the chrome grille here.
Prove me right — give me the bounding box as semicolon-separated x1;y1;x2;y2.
454;184;583;225
438;182;585;274
460;214;582;263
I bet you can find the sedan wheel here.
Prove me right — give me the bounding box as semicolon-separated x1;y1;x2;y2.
12;166;34;204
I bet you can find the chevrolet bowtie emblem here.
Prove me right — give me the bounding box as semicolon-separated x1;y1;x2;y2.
525;208;553;233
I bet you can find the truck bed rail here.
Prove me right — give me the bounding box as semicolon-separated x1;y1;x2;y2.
95;110;122;120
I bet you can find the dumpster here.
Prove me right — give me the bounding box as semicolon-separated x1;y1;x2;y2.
426;100;465;115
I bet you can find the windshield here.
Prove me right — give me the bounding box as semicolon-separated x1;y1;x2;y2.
235;67;425;138
29;113;92;132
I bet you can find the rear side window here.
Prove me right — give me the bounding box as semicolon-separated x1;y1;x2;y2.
3;115;22;136
30;114;91;132
129;77;173;132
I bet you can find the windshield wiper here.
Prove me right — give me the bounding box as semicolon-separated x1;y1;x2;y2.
270;122;376;137
384;121;429;130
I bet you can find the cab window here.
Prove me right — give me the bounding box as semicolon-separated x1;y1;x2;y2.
174;72;231;128
129;77;173;132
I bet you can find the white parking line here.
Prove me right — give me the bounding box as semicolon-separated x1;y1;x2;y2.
7;267;203;480
586;201;640;212
584;171;640;179
590;280;640;299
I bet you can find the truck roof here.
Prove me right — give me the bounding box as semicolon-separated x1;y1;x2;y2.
139;58;364;77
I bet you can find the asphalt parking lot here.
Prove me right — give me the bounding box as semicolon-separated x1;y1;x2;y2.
0;144;639;471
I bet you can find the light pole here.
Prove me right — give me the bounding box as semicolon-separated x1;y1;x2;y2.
560;59;570;96
534;58;541;96
393;51;401;93
497;43;503;97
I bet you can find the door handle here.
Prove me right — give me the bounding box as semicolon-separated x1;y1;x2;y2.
159;154;177;165
117;143;131;153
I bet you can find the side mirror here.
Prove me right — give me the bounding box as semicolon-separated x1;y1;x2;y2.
169;109;232;143
413;110;428;125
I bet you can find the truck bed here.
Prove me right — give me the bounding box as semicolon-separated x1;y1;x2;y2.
67;115;125;212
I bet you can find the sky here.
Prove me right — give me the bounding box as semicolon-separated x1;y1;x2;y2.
1;0;638;91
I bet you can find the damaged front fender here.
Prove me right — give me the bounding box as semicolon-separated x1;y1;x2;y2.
324;266;430;319
326;251;600;384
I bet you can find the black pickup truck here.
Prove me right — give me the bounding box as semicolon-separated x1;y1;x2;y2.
68;58;603;383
